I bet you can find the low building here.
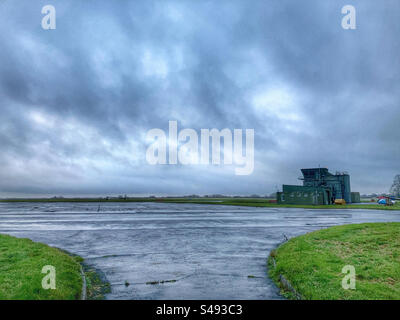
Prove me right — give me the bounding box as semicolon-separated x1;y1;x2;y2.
351;192;361;203
278;184;331;205
277;168;358;205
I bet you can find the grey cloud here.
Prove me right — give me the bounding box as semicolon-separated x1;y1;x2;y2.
0;0;399;196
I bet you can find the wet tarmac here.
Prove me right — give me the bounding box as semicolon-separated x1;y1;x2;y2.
1;202;399;299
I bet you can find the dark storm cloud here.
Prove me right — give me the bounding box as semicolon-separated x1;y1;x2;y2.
0;0;399;196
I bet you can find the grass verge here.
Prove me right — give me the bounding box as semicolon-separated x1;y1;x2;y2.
0;234;109;300
268;222;400;299
156;198;400;211
1;197;399;211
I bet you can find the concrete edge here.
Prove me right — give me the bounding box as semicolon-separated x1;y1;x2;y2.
79;266;87;300
269;256;303;300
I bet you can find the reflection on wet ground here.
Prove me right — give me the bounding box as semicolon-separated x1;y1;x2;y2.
1;202;399;299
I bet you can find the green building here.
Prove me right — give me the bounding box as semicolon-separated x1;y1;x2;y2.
351;192;361;203
277;168;360;205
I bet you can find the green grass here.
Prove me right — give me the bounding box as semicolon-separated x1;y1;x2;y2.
161;199;400;211
268;223;400;300
1;197;399;211
0;235;110;300
0;234;83;299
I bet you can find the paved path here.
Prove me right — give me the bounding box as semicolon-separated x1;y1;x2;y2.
1;202;399;299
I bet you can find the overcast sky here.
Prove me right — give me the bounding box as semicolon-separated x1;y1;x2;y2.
0;0;399;197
